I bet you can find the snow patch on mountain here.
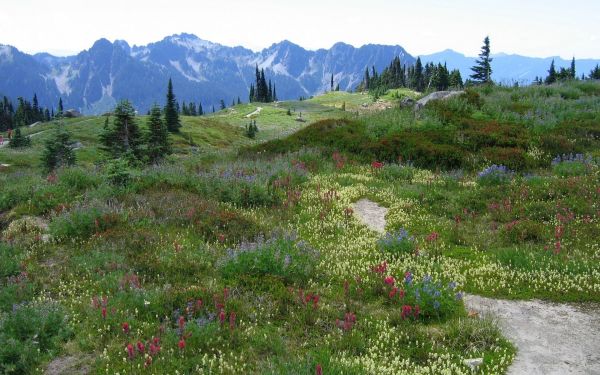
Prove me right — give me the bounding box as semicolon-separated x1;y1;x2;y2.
52;66;74;96
170;60;202;82
170;35;217;53
185;57;207;81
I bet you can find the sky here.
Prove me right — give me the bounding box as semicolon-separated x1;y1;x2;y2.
1;0;599;59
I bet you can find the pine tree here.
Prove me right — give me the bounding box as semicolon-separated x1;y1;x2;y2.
57;98;64;117
545;60;557;84
414;57;424;91
237;97;241;105
145;105;171;164
232;99;236;107
470;36;493;84
449;69;464;89
249;84;255;102
9;127;31;148
570;57;576;79
100;100;142;160
590;64;600;80
272;85;277;102
41;125;75;172
198;103;204;116
331;74;334;91
364;67;371;90
220;99;226;110
164;78;181;132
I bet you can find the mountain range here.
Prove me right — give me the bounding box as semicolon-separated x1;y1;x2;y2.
0;34;413;114
1;34;599;114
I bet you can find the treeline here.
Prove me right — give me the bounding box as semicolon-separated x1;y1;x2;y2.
534;59;600;85
249;66;277;103
359;56;463;97
0;94;56;131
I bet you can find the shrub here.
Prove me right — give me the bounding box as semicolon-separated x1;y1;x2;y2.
477;165;513;186
480;147;527;171
377;229;416;258
221;232;318;285
0;303;72;374
49;205;123;240
378;164;415;183
551;154;595;177
105;158;133;186
500;219;545;244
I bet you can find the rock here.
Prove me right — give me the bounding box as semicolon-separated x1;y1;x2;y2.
64;109;83;118
415;90;464;111
464;358;484;371
400;97;416;108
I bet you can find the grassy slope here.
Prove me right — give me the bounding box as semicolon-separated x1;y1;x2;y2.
0;84;598;374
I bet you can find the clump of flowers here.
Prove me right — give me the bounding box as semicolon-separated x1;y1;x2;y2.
477;164;513;186
377;229;416;257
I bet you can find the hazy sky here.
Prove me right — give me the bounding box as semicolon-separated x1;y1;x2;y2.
1;0;599;58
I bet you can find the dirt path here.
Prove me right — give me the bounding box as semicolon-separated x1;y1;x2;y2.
0;129;48;149
246;107;263;118
353;198;600;375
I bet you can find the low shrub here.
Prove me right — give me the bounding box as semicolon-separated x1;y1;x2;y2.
477;165;513;186
49;204;124;240
378;164;415;183
551;154;595;177
220;232;318;285
0;302;72;374
500;219;546;244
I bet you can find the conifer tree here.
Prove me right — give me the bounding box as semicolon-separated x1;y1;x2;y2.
331;74;334;91
8;127;31;148
570;57;576;79
272;85;277;102
590;65;600;80
414;57;424;91
545;60;557;84
41;125;75;172
249;84;255;102
220;100;226;110
164;78;181;132
57;98;64;117
470;36;493;84
198;103;204;116
100;100;142;160
364;67;371;90
145;105;171;164
237;97;241;105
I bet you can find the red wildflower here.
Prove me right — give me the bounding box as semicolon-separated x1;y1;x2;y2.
178;339;186;350
149;343;160;356
316;364;323;375
399;289;405;299
371;161;384;169
122;322;130;334
384;276;395;286
229;312;236;330
389;287;398;299
196;299;203;311
137;341;145;353
426;232;439;242
218;234;226;243
312;295;320;309
126;343;135;359
372;261;387;274
223;287;229;300
401;305;412;319
152;337;160;346
178;316;185;331
101;307;107;319
219;309;226;325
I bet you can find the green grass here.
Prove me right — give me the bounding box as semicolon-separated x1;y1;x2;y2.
0;81;599;374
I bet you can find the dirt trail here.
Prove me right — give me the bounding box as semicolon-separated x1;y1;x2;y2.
353;198;600;375
246;107;263;118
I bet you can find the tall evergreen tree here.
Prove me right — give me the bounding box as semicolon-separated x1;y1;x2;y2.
545;60;557;84
9;127;31;148
198;102;204;116
470;36;493;84
237;97;241;105
364;67;371;90
164;78;181;132
145;105;171;164
570;57;576;79
100;100;142;160
590;65;600;80
331;74;334;91
57;98;64;117
249;84;255;102
41;125;75;173
414;57;424;91
220;99;226;110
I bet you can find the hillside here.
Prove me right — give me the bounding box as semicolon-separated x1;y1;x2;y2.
1;83;599;374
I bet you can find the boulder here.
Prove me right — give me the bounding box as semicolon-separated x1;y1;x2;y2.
415;91;464;111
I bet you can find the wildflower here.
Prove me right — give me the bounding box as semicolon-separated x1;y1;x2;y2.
414;305;420;318
554;241;561;255
136;341;145;354
229;312;236;330
101;307;107;319
433;300;441;310
219;309;226;325
223;287;229;300
404;272;413;285
144;356;152;368
126;343;135;359
372;261;387;274
312;295;320;309
178;339;186;350
399;289;405;299
455;292;463;300
316;364;323;375
218;234;226;243
384;276;395;286
389;287;398;299
401;305;412;319
149;343;160;356
196;299;203;311
426;232;439;242
122;322;130;334
371;161;384;169
178;316;185;331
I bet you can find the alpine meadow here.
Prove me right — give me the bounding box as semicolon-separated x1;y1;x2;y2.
1;2;600;374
